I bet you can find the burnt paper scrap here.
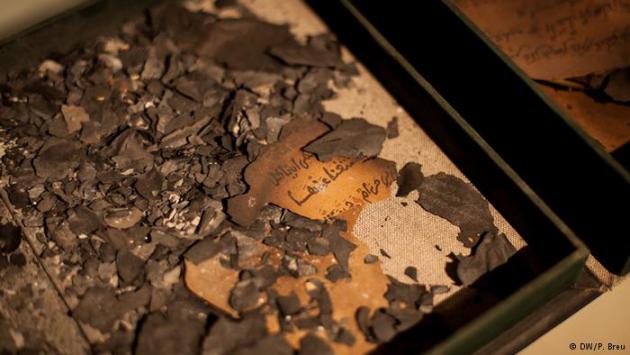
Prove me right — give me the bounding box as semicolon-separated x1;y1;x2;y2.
604;68;630;103
269;38;343;68
0;223;21;254
404;266;418;283
453;232;517;286
417;173;497;247
197;19;296;72
33;138;85;180
61;105;90;134
386;116;399;139
227;118;396;225
303;118;386;162
185;216;392;354
395;162;424;197
454;0;630;79
539;85;630;152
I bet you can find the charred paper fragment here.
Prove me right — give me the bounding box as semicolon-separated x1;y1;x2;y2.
384;277;425;308
135;169;164;201
404;266;418;282
215;0;237;8
233;335;294;355
104;207;144;229
73;287;121;332
355;306;374;342
283;211;324;232
431;285;449;294
396;162;424;197
184;237;222;265
277;292;301;316
417;172;497;247
135;310;207;355
604;68;630;103
318;111;342;129
202;313;268;355
0;319;19;352
454;232;517;286
61;105;90;134
269;40;342;68
116;250;145;283
198;19;296;72
68;206;102;236
304;118;386;162
197;205;226;237
322;223;356;272
227;118;396;224
108;129;154;172
325;263;349;282
363;254;378;264
353;276;448;343
571;72;607;89
335;328;356;346
33;139;84;179
370;309;397;343
0;224;21;254
538;85;630;152
299;333;334;355
386;116;399;139
229;279;266;312
185;215;391;353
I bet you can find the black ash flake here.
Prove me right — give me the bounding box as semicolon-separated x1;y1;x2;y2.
202;313;268;355
370;309;398;343
416;172;497;248
0;224;21;254
354;276;448;344
276;292;301;316
363;254;378;264
404;266;418;282
183;236;223;265
304;118;387;161
386;116;399;139
298;333;334;355
603;67;630;103
572;67;630;103
453;232;517;286
396;162;424;197
269;39;343;68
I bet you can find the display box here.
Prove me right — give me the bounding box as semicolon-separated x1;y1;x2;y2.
0;0;611;353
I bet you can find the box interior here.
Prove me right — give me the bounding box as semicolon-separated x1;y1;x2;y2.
0;0;588;353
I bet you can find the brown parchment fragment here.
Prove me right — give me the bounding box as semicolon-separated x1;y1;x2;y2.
227;118;397;225
185;208;390;354
540;85;630;151
186;118;398;353
184;256;241;318
453;0;630;79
